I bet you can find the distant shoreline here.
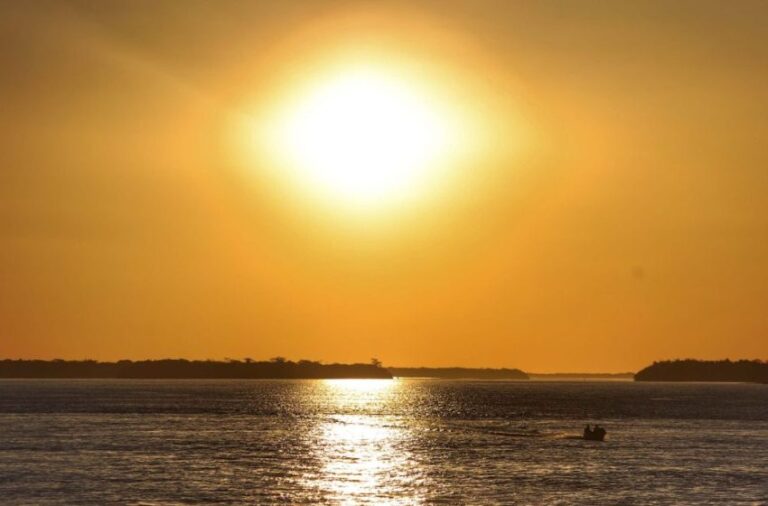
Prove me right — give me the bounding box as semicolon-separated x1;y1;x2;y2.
635;359;768;384
528;372;634;380
389;367;528;380
0;359;392;380
8;359;764;383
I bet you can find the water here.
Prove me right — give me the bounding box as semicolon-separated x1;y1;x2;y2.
0;379;766;504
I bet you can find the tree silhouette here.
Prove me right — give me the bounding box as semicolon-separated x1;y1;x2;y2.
635;359;768;383
0;358;392;379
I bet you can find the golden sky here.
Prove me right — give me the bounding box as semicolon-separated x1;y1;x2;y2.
1;0;767;372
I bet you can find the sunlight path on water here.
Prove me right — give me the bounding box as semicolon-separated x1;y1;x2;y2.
300;379;427;505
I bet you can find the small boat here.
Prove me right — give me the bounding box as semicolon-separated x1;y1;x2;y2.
583;425;606;441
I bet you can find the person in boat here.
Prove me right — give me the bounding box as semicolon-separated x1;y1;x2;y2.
583;424;607;441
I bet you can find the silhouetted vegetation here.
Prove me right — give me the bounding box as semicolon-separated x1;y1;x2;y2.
389;367;528;380
635;359;768;384
0;359;392;379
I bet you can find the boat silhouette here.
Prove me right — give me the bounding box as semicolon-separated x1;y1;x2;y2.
583;424;606;441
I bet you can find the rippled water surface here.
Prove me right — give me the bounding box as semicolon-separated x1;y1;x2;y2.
0;379;766;504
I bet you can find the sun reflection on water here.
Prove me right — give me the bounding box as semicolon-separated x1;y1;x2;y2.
303;379;426;504
323;378;397;402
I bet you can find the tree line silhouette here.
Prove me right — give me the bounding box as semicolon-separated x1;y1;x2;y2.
634;359;768;383
0;358;392;379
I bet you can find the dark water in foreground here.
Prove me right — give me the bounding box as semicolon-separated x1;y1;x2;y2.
0;379;766;505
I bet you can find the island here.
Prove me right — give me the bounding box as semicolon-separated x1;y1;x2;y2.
389;367;528;380
634;359;768;384
0;359;393;379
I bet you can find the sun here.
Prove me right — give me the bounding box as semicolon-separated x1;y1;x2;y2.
257;65;462;210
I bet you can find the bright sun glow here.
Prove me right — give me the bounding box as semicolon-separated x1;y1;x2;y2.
259;66;463;210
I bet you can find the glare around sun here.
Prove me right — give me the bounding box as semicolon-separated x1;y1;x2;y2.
258;66;463;210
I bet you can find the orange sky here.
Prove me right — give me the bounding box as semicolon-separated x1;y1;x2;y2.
1;0;767;372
